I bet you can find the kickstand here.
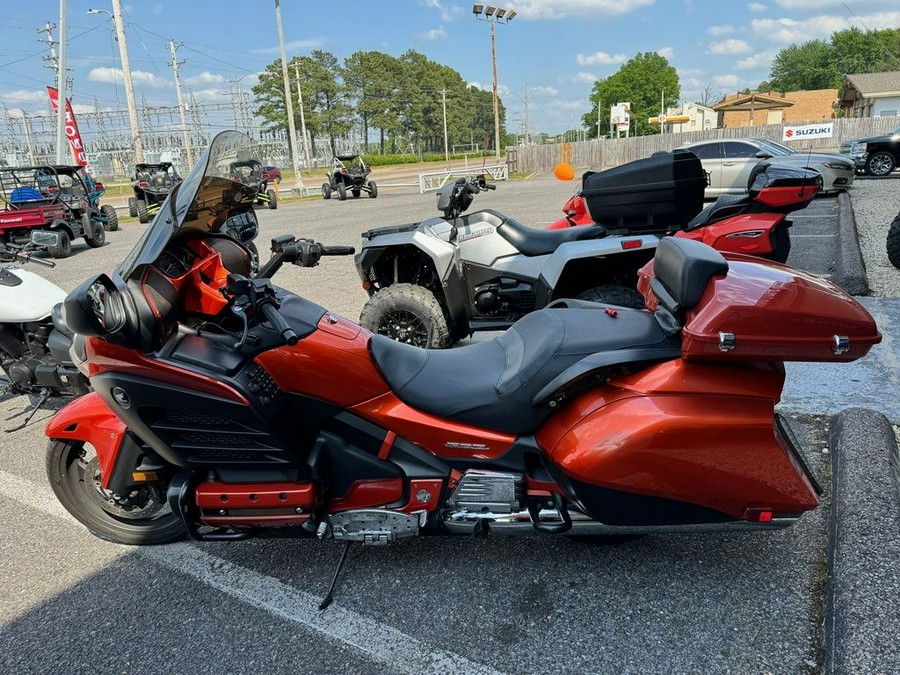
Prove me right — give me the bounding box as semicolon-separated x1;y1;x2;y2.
319;540;352;611
5;389;50;433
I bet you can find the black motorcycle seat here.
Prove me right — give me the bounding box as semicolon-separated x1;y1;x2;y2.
51;302;74;339
369;306;676;435
686;193;753;230
464;209;606;257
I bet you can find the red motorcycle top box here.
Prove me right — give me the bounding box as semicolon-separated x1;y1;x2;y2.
580;151;707;232
638;255;881;361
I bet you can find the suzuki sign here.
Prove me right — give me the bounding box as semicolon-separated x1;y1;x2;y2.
782;123;833;142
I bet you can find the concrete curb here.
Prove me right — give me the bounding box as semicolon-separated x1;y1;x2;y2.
834;192;870;295
825;407;900;675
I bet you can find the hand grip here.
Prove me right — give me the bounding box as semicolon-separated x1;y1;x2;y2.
259;302;298;346
321;245;355;256
18;252;55;268
484;183;497;190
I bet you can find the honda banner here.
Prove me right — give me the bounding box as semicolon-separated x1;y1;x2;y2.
46;86;88;166
782;122;833;142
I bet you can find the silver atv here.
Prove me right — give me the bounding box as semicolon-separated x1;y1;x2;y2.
355;154;706;348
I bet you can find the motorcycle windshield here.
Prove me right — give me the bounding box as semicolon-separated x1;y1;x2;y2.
119;130;257;280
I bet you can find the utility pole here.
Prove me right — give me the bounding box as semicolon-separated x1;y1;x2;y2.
597;98;602;140
442;88;449;167
274;0;302;188
168;40;193;167
54;0;68;163
489;21;500;162
22;114;36;165
109;0;144;162
524;84;530;146
293;64;312;172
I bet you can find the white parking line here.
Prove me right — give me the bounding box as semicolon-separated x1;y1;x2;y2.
0;470;505;675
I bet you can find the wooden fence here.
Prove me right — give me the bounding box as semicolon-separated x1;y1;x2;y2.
507;116;900;174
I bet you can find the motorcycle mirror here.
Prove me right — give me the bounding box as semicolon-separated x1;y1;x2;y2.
31;230;61;248
64;273;127;337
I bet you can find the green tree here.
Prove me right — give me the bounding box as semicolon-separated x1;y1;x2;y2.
770;40;839;90
582;52;680;137
768;28;900;91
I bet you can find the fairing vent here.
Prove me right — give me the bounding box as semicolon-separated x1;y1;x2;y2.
149;408;284;465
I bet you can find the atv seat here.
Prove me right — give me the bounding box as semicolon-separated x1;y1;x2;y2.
369;306;678;435
686;193;753;230
479;209;607;256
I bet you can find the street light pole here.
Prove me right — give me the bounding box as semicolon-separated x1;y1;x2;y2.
473;4;516;163
169;41;193;167
274;0;302;189
93;1;144;163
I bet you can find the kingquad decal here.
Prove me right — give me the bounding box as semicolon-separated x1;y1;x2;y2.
457;226;494;243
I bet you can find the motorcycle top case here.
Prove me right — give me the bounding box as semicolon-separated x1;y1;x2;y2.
581;151;706;233
663;256;882;362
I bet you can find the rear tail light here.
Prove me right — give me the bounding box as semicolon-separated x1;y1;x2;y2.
726;230;764;238
621;240;642;250
94;181;104;190
744;508;774;522
138;180;148;187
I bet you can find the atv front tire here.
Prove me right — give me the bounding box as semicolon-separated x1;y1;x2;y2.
100;204;119;231
576;285;645;309
137;200;149;224
337;184;347;201
322;183;332;199
887;212;900;269
267;188;277;209
359;284;452;349
85;224;106;248
128;197;137;217
48;229;72;259
368;181;378;198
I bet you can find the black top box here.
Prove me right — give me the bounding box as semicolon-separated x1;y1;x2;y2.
582;151;706;233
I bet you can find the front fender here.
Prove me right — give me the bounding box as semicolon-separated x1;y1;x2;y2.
45;391;126;489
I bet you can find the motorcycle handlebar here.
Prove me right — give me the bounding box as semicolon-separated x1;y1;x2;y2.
259;302;298;346
320;245;355;256
6;248;56;268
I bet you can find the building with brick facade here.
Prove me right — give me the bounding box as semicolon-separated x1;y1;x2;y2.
714;89;838;128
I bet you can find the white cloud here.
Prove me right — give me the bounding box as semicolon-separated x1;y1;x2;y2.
468;81;489;91
251;38;326;55
748;2;766;11
707;39;752;55
576;51;626;66
712;74;741;88
422;0;463;21
516;0;656;19
736;50;778;70
1;89;48;103
774;0;895;8
551;99;589;110
190;88;227;102
752;12;900;42
657;47;675;59
680;68;704;78
185;71;225;86
89;67;169;88
706;25;735;36
419;26;446;40
71;103;95;114
573;72;598;84
531;85;559;96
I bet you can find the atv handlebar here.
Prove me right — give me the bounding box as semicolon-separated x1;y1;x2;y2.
1;244;56;268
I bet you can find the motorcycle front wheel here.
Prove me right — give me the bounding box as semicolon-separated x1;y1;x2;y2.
46;439;186;545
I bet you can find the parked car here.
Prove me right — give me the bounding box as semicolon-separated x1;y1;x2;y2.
262;165;282;182
839;124;900;177
680;137;854;197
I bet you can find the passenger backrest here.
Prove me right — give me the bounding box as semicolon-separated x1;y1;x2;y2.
651;237;728;322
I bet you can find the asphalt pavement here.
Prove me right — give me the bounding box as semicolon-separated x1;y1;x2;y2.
0;174;885;674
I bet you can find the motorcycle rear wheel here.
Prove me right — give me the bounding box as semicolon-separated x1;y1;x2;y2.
46;439;185;545
886;212;900;269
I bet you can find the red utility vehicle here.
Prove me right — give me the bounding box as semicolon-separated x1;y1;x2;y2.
0;165;107;258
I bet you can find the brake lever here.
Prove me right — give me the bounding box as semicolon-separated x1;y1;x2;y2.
231;303;251;351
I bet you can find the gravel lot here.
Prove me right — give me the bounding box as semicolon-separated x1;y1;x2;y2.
848;175;900;296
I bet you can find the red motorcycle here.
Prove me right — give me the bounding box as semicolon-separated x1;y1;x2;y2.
549;156;821;264
45;133;879;602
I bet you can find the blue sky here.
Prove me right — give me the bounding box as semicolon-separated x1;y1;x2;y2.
2;0;899;135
